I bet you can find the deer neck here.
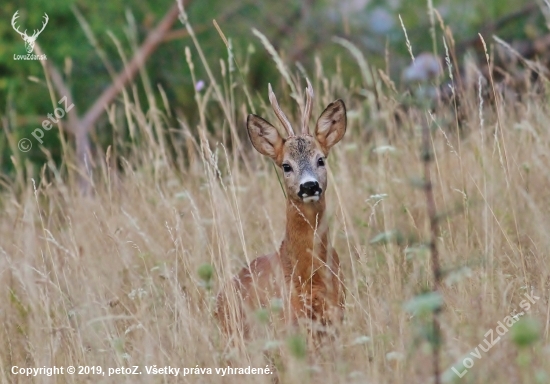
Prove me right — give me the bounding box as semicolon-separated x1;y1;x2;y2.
279;197;330;284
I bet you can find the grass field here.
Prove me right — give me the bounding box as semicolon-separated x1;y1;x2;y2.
2;13;550;383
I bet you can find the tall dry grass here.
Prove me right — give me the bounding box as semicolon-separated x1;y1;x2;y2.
1;10;550;383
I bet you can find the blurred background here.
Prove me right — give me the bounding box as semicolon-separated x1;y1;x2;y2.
2;3;550;381
0;0;544;178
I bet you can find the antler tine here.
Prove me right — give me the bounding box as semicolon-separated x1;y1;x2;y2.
40;14;49;31
11;11;26;38
268;83;294;137
33;13;48;37
302;78;314;135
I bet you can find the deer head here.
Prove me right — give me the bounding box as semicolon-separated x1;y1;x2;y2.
247;80;346;204
11;11;49;54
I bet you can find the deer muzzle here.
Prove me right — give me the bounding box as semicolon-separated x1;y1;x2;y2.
299;180;322;203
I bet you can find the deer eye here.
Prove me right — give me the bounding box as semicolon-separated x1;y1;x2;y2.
282;164;293;173
317;157;325;167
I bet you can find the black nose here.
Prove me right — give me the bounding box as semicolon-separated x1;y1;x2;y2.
299;181;322;196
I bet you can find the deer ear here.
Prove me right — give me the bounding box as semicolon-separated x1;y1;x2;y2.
315;100;347;155
247;114;285;164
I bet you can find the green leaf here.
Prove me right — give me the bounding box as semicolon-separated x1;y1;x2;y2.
370;230;403;245
404;291;443;316
287;334;307;360
197;263;214;282
511;317;540;348
255;308;269;324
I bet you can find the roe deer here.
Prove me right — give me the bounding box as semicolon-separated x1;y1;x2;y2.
216;80;346;338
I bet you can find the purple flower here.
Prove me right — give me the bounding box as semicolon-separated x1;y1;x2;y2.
195;80;205;92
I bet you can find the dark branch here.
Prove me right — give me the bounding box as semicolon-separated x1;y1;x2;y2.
80;2;183;133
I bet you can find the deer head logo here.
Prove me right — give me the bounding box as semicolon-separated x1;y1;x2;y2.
11;11;49;54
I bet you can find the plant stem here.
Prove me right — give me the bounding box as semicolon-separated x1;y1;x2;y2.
422;121;441;384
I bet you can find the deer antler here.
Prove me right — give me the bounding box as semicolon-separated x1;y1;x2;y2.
302;78;314;135
268;83;294;137
31;13;49;38
11;11;28;38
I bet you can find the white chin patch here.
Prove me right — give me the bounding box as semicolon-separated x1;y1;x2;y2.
302;195;320;203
